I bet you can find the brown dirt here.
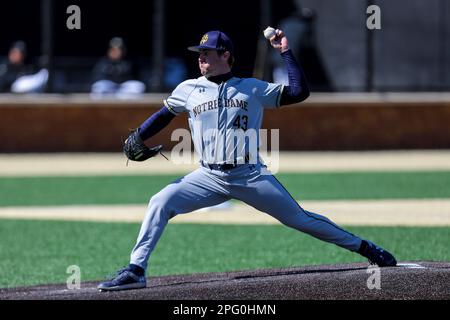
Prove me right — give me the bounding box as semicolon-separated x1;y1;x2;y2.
1;262;449;300
1;199;449;226
2;151;450;176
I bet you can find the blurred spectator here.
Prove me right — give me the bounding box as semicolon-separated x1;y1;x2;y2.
91;37;146;99
271;1;332;91
0;41;48;93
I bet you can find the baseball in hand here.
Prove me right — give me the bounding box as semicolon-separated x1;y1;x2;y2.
263;26;276;39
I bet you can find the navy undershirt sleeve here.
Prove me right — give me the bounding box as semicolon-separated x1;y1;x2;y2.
138;106;176;140
279;49;310;106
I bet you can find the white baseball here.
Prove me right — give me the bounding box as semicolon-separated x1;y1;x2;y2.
263;26;276;39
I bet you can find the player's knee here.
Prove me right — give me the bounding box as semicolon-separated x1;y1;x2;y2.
280;218;304;230
149;193;167;208
277;210;314;231
148;193;174;216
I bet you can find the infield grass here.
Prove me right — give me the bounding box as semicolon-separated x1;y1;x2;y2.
0;219;448;288
1;171;450;206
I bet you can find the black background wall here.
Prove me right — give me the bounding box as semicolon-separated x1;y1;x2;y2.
0;0;449;92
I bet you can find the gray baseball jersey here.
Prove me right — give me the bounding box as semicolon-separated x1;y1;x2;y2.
164;76;283;164
129;76;363;271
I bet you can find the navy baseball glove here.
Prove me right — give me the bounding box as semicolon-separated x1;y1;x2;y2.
123;129;163;162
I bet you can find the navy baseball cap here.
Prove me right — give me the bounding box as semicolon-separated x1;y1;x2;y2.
188;31;234;54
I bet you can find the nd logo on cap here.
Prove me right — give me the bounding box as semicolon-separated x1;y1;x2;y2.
200;34;209;44
188;30;234;54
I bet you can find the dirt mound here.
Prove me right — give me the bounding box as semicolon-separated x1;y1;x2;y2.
1;262;449;300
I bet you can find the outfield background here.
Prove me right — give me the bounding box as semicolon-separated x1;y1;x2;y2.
1;0;450;291
1;150;449;288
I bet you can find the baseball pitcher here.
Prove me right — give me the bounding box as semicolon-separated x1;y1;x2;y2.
98;29;397;291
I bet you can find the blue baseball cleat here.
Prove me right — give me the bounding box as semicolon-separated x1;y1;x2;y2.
358;240;397;267
98;266;146;291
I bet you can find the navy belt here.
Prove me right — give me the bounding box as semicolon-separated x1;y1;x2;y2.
202;155;251;171
202;162;240;171
202;158;253;171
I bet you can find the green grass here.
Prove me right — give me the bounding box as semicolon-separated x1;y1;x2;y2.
0;219;448;288
1;171;450;206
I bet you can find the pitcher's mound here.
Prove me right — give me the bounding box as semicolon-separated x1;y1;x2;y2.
1;261;449;300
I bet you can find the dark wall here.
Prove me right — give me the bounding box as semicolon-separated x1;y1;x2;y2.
373;0;449;91
0;0;448;92
0;0;265;92
0;1;41;62
287;0;450;91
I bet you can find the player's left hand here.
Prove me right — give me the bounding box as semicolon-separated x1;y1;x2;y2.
123;129;163;162
269;29;289;53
